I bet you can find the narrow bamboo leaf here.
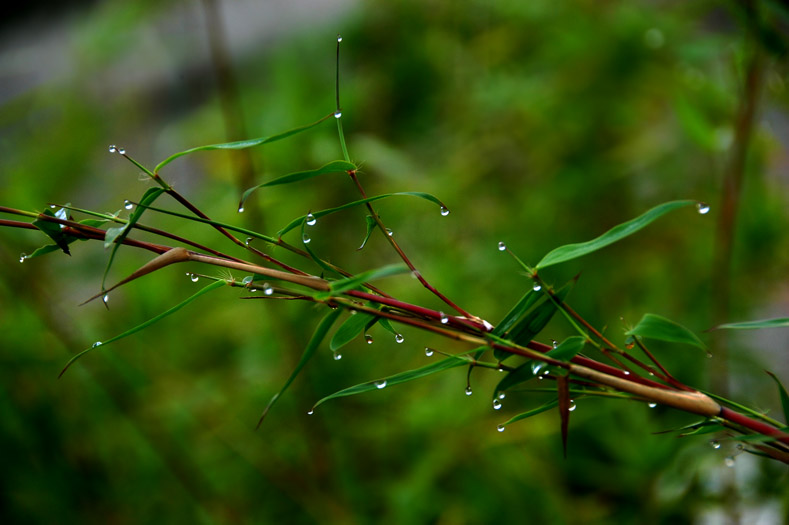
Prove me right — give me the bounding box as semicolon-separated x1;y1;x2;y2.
710;318;789;331
239;160;356;209
258;308;342;427
102;187;166;289
330;312;376;352
732;433;789;444
32;208;72;255
492;288;540;336
557;374;571;458
536;200;697;269
27;244;61;259
104;225;128;249
494;281;574;361
626;313;706;351
310;356;468;410
316;264;409;299
548;336;586;362
27;218;108;259
154;113;333;173
357;215;377;250
500;399;559;427
494;360;537;397
378;318;398;336
59;280;226;378
277;192;447;238
679;423;726;436
765;371;789;425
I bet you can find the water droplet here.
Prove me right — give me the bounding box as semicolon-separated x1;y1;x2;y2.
108;145;117;153
189;273;199;283
337;34;343;42
49;204;56;209
375;380;387;389
735;443;744;452
307;409;314;415
482;319;494;331
498;392;506;400
365;334;374;344
245;237;252;246
118;147;126;155
623;371;630;375
19;253;26;263
497;241;507;251
532;282;542;292
242;276;253;285
568;400;577;412
249;288;258;293
439;312;449;324
648;402;657;408
710;440;721;449
706;352;713;359
92;341;102;348
552;339;558;349
493;399;502;410
697;202;710;215
497;424;505;432
263;283;273;296
102;294;109;305
386;228;393;237
237;206;245;213
532;362;545;375
306;213;317;226
440;206;450;217
465;386;473;396
334;111;342;119
333;352;342;361
424;347;434;357
302;233;311;244
395;334;404;344
724;456;735;467
124;200;133;210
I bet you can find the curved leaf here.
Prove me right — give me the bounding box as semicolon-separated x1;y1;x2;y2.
536;200;697;269
494;360;537;397
239;160;357;209
310;355;468;411
330;312;376;352
500;399;559;428
765;371;789;425
154;113;333;173
492;288;541;336
549;336;586;362
626;313;706;351
710;317;789;331
258;308;342;427
277;192;447;238
315;264;409;299
59;280;226;378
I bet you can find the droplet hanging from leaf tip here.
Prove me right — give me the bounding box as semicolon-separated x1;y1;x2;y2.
334;111;342;119
102;294;109;305
424;347;434;357
648;402;657;408
568;400;577;412
118;147;126;155
493;399;502;410
237;206;245;213
532;281;542;292
440;206;450;217
333;351;342;361
307;409;314;415
395;333;404;344
465;386;473;396
365;334;373;345
497;424;505;432
498;241;507;252
696;202;710;215
108;145;117;153
710;440;721;449
19;253;26;263
337;34;342;42
306;213;316;226
302;233;311;244
124;200;133;210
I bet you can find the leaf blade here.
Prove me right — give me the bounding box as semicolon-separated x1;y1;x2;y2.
710;318;789;331
626;313;706;351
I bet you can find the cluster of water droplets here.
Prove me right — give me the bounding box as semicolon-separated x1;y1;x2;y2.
19;253;27;263
333;351;342;361
108;145;126;155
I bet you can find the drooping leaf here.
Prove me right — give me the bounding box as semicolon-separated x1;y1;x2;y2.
626;313;706;351
310;355;469;411
557;374;571;458
535;200;697;270
494;360;537;398
377;318;398;337
492;288;541;337
357;215;377;250
239;160;357;209
548;336;587;362
710;317;789;331
765;371;789;426
500;399;559;428
330;312;376;352
59;279;226;378
154;113;333;173
258;308;342;427
32;208;72;255
26;218;109;259
277;192;447;238
316;264;409;299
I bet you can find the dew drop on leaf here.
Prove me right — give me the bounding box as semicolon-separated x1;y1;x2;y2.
424;347;434;357
493;399;502;410
440;206;450;217
302;233;311;244
102;294;109;305
696;202;710;215
92;342;102;348
395;333;404;344
375;380;387;389
263;283;273;296
245;237;252;246
648;402;657;408
118;147;126;155
334;111;342;119
532;282;542;292
306;213;317;226
237;206;245;213
465;386;473;396
19;253;26;263
188;273;199;283
333;352;342;361
386;228;393;237
337;34;343;43
498;393;506;400
365;334;374;345
124;200;133;210
498;241;507;251
710;440;721;449
568;400;577;412
439;312;449;324
497;424;505;432
108;145;117;153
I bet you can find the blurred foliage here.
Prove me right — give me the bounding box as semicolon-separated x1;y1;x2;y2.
1;0;789;523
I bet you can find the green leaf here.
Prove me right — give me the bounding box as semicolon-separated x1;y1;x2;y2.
548;336;586;362
500;399;559;428
101;187;166;289
32;208;73;255
239;160;357;209
258;308;342;427
765;371;789;425
492;288;541;337
357;215;377;251
535;200;698;269
377;318;399;337
26;244;61;259
710;318;789;331
626;313;706;351
277;192;447;238
59;280;226;378
310;356;468;411
316;264;409;299
330;312;376;352
494;360;538;397
154;113;333;173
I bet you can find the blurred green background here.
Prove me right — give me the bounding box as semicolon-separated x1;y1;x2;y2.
1;0;788;523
